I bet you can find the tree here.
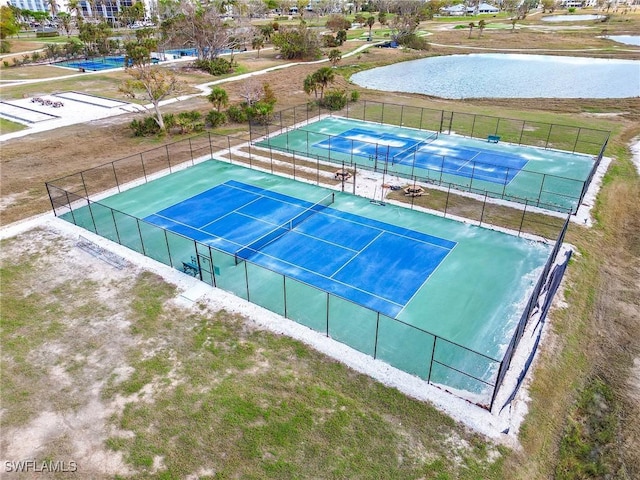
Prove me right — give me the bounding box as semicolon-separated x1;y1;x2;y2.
78;21;112;56
325;14;350;32
0;6;21;40
48;0;59;17
120;29;184;133
478;19;486;37
162;3;231;61
390;14;419;44
378;11;387;26
328;48;341;67
66;0;84;27
208;86;229;112
118;2;145;27
303;74;320;98
468;22;475;39
251;35;264;57
312;66;335;99
365;16;375;40
272;23;321;60
57;12;72;37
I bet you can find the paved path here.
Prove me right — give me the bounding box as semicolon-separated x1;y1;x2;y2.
0;42;378;142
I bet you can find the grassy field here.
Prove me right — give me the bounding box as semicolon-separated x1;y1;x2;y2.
1;10;639;479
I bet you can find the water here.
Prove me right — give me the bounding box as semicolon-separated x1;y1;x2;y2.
350;54;640;99
542;14;605;22
605;35;640;46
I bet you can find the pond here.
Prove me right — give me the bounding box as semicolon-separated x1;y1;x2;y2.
350;54;640;99
541;14;605;22
605;35;640;46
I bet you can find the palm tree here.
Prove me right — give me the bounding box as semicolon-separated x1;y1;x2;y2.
313;66;335;99
208;86;229;112
468;22;475;39
328;48;341;67
48;0;59;17
366;16;375;41
251;35;264;58
303;74;319;98
67;0;83;26
478;19;486;37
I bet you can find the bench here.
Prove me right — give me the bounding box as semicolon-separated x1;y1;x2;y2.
487;135;501;143
182;256;200;276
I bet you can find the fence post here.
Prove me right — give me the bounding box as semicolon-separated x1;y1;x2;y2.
480;192;487;226
518;201;528;236
111;210;122;245
165;145;172;173
135;218;146;256
489;360;506;412
283;276;287;318
112;163;120;193
373;313;380;359
188;137;194;163
140;153;147;183
326;294;330;336
427;336;437;383
572;127;581;153
80;171;89;198
444;184;451;217
545;124;553;149
164;229;173;268
244;261;250;302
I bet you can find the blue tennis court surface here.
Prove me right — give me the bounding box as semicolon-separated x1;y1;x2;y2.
314;126;529;184
144;180;456;317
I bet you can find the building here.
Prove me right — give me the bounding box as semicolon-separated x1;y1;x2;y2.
8;0;49;13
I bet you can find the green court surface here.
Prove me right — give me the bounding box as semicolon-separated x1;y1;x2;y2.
257;116;596;213
62;160;552;403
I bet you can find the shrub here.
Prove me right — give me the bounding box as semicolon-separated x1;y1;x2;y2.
0;40;10;54
319;89;347;111
193;57;235;76
246;101;274;125
175;111;204;134
162;113;176;131
206;110;227;128
130;116;161;136
398;34;429;51
227;105;248;123
322;34;339;48
3;61;9;68
350;90;360;102
36;31;59;38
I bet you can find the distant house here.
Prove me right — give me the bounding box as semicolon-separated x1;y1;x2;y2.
441;3;500;16
441;4;466;16
475;2;500;14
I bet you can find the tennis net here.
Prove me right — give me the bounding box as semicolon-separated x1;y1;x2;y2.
234;192;335;264
391;131;439;164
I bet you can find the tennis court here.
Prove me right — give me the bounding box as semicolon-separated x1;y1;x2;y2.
57;159;554;405
144;180;456;318
257;116;596;213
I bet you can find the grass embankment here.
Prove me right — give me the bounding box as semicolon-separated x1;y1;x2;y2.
1;231;506;479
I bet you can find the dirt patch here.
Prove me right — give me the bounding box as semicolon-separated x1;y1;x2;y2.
0;228;140;477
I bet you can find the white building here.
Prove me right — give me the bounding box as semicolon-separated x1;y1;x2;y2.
8;0;49;12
